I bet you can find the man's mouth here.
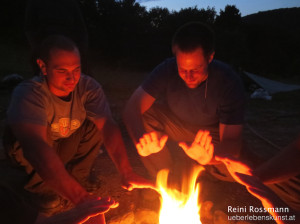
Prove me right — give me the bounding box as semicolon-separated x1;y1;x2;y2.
186;80;196;84
64;83;75;88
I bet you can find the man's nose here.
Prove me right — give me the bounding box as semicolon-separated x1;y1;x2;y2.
66;72;75;82
186;71;194;80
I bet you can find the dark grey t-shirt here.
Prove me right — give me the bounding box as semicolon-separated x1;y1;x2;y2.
142;58;245;129
7;74;110;140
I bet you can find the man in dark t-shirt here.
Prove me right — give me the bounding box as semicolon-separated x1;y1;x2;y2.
123;22;245;179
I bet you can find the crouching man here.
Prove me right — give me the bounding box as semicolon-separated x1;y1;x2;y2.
4;35;146;223
123;22;245;181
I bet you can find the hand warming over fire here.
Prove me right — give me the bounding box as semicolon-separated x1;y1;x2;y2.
215;157;296;224
136;131;168;157
40;197;118;224
179;130;214;165
121;170;156;191
215;155;253;185
233;173;291;224
77;197;119;224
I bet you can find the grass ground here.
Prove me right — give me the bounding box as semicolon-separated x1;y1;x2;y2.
0;43;299;223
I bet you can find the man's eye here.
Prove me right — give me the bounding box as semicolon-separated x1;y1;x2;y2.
193;68;203;73
57;70;66;73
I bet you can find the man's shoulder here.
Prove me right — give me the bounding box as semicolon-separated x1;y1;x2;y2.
12;76;48;98
210;60;234;74
163;57;177;66
79;73;97;82
209;60;241;82
77;74;103;92
141;57;183;100
155;57;177;71
149;57;178;80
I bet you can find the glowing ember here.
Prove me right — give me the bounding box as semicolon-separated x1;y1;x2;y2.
156;166;204;224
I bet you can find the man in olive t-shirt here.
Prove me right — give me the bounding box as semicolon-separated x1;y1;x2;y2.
4;35;148;223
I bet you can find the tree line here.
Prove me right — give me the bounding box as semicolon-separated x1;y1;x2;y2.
1;0;299;78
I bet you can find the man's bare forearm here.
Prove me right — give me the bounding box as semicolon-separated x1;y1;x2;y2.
102;119;133;176
123;106;146;145
208;139;242;165
123;87;156;146
254;137;300;184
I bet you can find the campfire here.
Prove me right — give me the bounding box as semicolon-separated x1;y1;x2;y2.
107;164;246;224
156;166;204;224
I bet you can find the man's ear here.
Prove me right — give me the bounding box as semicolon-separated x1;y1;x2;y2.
36;59;47;75
208;51;215;63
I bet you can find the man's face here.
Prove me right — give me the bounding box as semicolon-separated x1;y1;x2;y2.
38;48;81;97
175;47;214;89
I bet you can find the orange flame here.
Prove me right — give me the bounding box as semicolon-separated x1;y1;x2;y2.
156;166;204;224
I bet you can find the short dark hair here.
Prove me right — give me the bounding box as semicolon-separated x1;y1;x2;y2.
172;22;215;57
38;35;79;64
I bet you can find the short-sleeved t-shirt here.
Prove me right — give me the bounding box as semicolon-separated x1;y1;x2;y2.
7;74;110;141
142;58;245;129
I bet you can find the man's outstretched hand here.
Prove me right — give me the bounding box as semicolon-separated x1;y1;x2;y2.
233;173;289;224
121;171;156;191
215;156;292;223
235;173;279;207
179;130;214;165
41;197;118;224
136;132;168;157
215;155;253;184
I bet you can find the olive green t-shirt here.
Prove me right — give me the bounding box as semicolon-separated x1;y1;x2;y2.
7;74;110;140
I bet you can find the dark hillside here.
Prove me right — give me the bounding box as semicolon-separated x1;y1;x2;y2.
243;7;300;32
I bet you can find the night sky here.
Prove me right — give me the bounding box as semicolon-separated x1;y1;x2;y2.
137;0;300;16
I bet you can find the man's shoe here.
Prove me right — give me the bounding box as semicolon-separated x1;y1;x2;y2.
25;192;64;216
